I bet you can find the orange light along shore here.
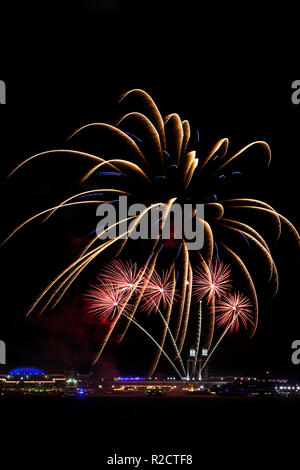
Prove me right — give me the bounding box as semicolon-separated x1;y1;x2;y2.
0;367;299;398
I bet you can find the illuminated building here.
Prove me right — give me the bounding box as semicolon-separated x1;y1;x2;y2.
0;367;103;396
1;367;297;397
213;377;299;396
186;348;209;380
64;371;99;396
198;348;209;380
186;347;196;380
0;367;66;394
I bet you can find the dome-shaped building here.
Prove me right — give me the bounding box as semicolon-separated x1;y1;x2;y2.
8;367;45;376
0;367;66;394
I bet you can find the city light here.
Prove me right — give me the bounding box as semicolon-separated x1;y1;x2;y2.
119;377;146;381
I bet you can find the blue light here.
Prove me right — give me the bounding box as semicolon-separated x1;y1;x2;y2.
124;131;143;143
95;172;121;177
214;242;220;265
77;389;85;396
119;377;145;381
8;367;45;376
175;242;183;262
77;192;104;199
239;232;251;251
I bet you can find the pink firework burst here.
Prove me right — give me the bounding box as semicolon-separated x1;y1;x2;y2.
141;269;174;314
193;259;232;302
101;259;142;293
216;291;254;333
84;280;131;321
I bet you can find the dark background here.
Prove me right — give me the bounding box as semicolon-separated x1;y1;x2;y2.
0;2;299;380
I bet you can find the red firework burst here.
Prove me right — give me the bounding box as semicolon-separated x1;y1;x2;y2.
215;291;254;333
101;259;142;293
84;280;131;321
193;259;232;302
141;269;174;314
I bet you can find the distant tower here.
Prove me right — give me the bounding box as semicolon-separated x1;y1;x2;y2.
187;347;196;380
198;348;209;380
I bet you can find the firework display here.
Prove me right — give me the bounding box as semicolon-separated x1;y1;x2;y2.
3;89;299;376
193;260;232;302
216;291;254;334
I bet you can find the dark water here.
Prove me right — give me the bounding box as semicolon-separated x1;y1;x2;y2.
1;396;299;467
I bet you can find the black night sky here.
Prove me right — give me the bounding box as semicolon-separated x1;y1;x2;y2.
1;2;299;380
